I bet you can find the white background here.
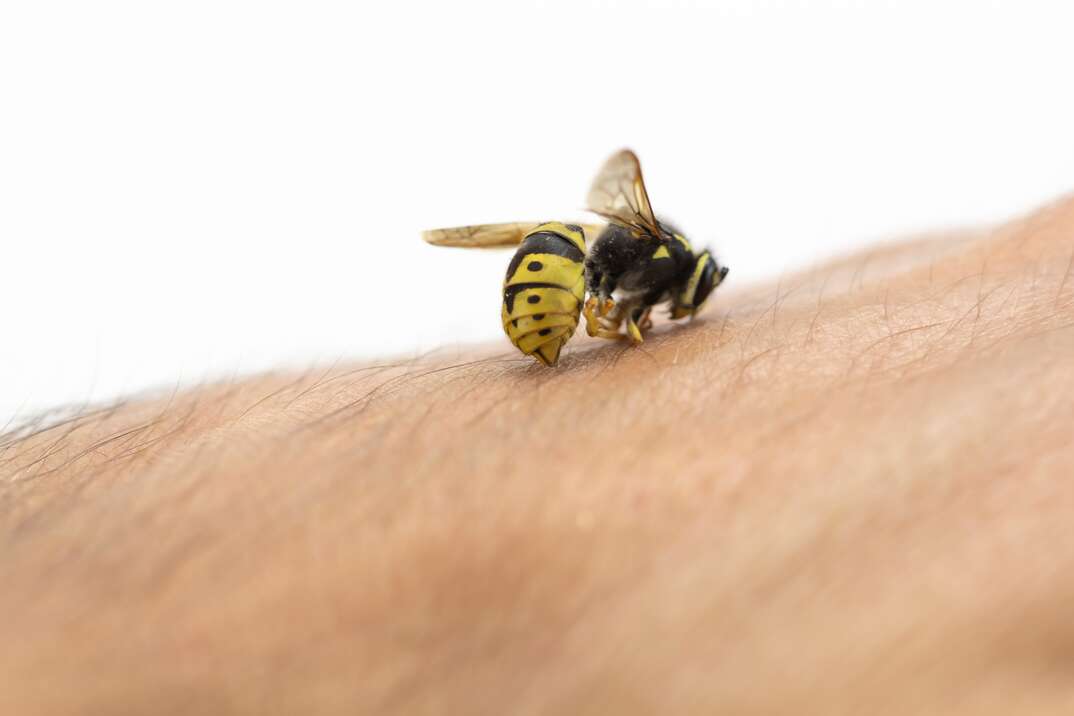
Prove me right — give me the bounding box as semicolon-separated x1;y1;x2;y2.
2;0;1073;428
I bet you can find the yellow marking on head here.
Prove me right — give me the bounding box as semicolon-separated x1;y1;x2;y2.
652;245;670;260
679;253;711;308
673;233;692;252
527;221;586;254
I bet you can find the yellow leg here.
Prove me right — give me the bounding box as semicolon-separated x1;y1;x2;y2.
583;297;602;337
585;297;622;338
626;314;644;344
592;326;623;340
638;308;653;332
584;297;625;341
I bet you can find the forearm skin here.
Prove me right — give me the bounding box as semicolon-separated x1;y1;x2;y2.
3;197;1074;714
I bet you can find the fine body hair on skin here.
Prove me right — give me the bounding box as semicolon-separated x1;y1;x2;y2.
3;196;1074;714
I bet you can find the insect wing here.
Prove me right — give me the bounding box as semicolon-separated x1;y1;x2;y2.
585;149;662;238
421;222;544;248
423;222;605;249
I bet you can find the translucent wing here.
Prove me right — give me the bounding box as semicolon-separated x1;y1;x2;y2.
586;149;662;238
422;222;604;249
422;222;542;248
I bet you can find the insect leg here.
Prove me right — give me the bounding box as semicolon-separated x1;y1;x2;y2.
626;311;645;344
584;297;622;340
638;307;653;332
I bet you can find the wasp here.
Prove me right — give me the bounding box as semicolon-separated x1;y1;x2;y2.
422;150;729;366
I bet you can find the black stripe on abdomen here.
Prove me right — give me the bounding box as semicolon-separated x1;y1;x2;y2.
503;282;574;314
504;231;585;281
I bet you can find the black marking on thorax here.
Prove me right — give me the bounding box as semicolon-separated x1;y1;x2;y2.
586;223;694;299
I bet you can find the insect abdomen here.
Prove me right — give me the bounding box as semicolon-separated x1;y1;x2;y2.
501;222;586;366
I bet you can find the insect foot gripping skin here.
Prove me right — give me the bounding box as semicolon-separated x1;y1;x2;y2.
500;222;588;366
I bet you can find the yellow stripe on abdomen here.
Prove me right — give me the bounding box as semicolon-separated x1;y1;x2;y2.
505;253;582;289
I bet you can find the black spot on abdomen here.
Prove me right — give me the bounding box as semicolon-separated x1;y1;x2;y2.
504;230;583;281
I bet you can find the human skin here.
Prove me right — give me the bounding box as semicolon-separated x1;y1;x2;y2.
2;195;1074;714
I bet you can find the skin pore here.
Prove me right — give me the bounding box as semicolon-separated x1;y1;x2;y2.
2;195;1074;714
